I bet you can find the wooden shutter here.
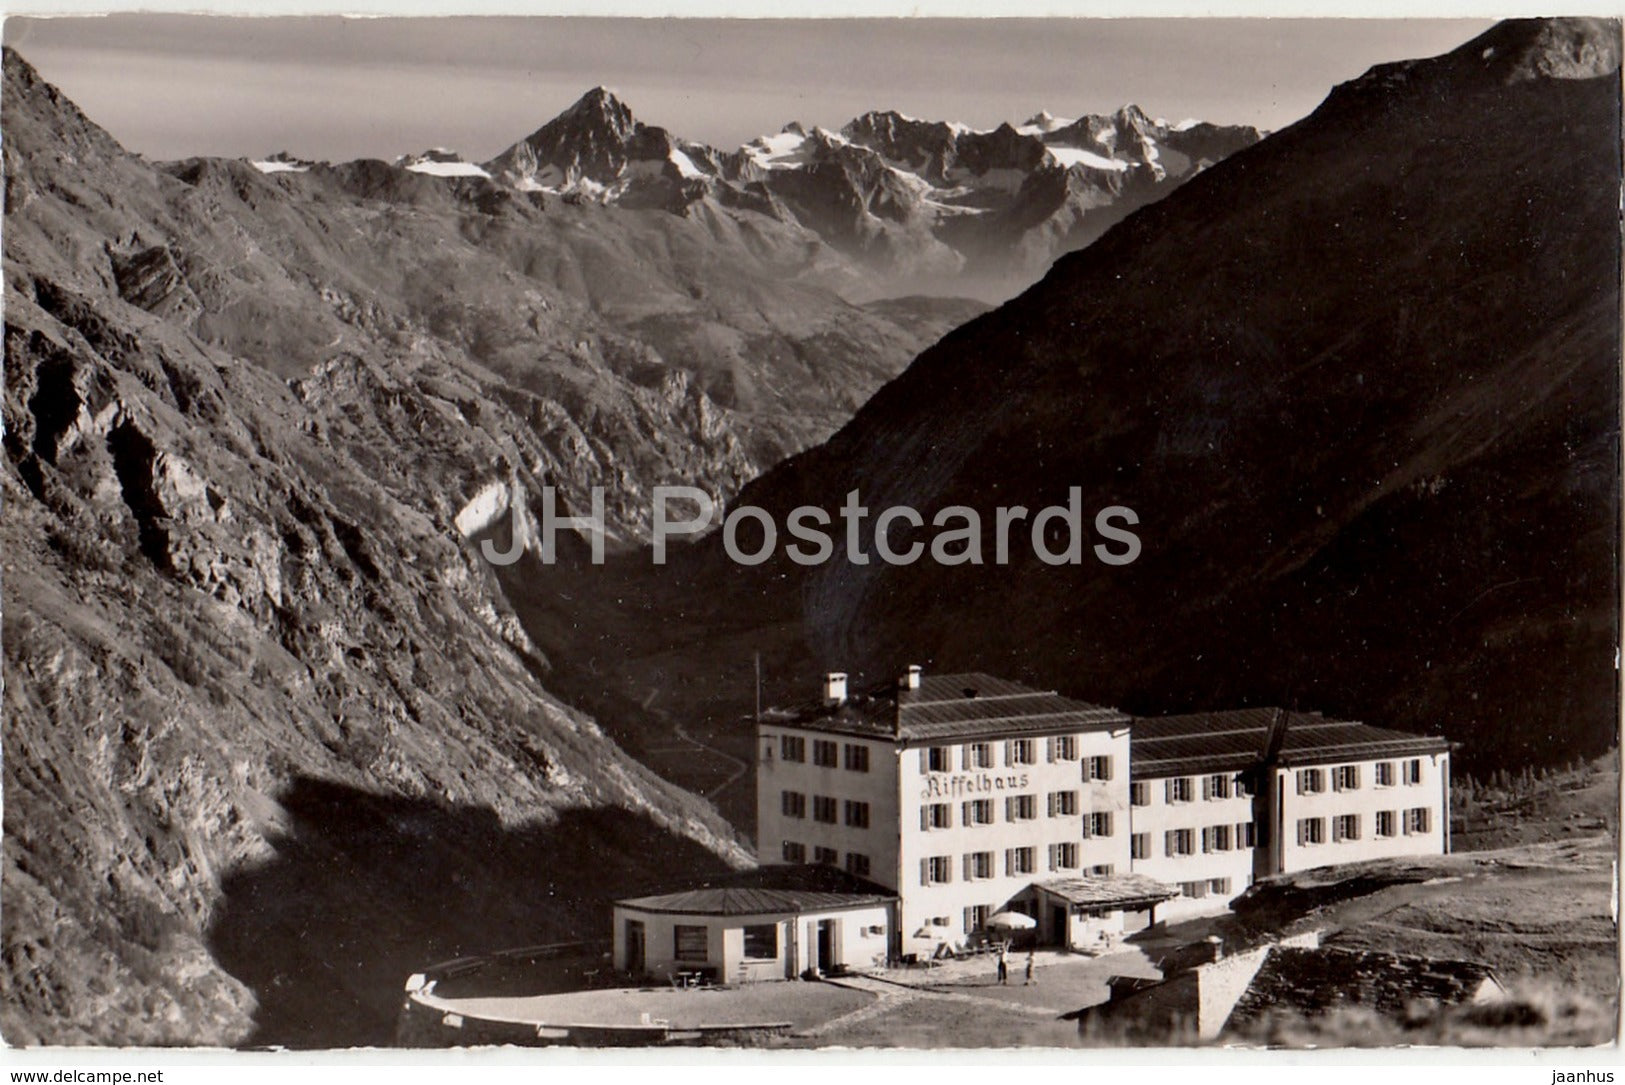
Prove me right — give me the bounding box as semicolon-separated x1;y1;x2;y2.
1296;819;1307;846
1046;737;1056;763
1164;830;1174;857
1164;779;1173;803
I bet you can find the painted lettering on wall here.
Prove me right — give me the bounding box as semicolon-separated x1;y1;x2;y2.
920;773;1030;799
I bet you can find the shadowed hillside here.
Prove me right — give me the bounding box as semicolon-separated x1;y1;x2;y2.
208;779;731;1048
506;20;1622;827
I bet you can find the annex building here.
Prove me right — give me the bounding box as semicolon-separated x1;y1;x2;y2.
613;667;1451;979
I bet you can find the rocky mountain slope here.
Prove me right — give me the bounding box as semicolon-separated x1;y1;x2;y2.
476;88;1259;288
505;18;1622;826
0;47;789;1047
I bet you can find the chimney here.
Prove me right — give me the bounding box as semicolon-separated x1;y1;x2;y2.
823;672;848;707
901;664;923;691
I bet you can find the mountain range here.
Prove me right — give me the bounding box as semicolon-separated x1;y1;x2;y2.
254;89;1260;291
3;15;1619;1050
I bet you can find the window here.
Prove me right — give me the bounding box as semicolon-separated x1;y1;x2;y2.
813;739;838;768
844;800;870;828
843;743;870;772
1007;739;1037;766
965;742;994;769
1086;811;1113;838
1333;814;1360;842
674;925;708;962
845;852;871;878
1166;777;1195;804
964;904;990;932
924;746;952;772
922;856;953;885
1052;735;1080;761
1049;842;1080;870
1235;776;1253;798
1087;755;1113;781
1088;864;1115;876
921;802;952;830
1405;807;1431;834
1375;761;1396;788
1131;781;1151;807
813;795;837;823
1403;759;1423;785
1005;847;1036;875
1203;774;1230;801
1297;768;1325;794
780;735;805;763
1376;810;1397;837
1208;878;1233;895
1334;765;1360;791
813;845;839;865
781;791;806;819
1179;881;1209;899
1298;817;1326;845
1131;832;1150;860
1238;821;1258;847
963;799;994;826
1048;790;1079;817
782;840;806;862
964;851;994;880
1202;824;1233;853
1164;828;1195;857
1006;794;1037;821
743;923;778;959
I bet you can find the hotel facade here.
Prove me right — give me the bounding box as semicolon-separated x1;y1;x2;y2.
753;668;1451;958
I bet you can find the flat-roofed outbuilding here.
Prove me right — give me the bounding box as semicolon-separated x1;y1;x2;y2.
613;865;897;985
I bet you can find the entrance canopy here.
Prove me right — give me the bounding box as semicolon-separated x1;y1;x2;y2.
1037;873;1179;915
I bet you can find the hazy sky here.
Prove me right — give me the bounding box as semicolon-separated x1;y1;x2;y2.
4;16;1493;161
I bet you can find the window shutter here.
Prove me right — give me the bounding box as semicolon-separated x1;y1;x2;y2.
1046;737;1056;763
1100;757;1112;781
1202;776;1212;800
1164;779;1173;803
1164;830;1174;857
1296;819;1307;846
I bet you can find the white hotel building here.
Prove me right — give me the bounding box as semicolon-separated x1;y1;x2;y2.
614;667;1451;979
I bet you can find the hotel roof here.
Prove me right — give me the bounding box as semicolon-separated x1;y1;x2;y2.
615;864;897;917
1130;708;1450;779
772;672;1129;744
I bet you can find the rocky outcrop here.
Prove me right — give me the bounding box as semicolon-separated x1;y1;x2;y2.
1;47;774;1047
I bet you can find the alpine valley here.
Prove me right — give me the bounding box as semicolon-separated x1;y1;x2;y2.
2;16;1619;1053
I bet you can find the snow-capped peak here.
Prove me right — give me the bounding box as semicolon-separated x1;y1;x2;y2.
1017;110;1074;135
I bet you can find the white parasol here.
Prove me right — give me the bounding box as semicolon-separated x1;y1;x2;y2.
985;910;1037;931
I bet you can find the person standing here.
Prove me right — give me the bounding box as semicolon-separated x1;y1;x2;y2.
996;943;1009;985
1024;949;1036;986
